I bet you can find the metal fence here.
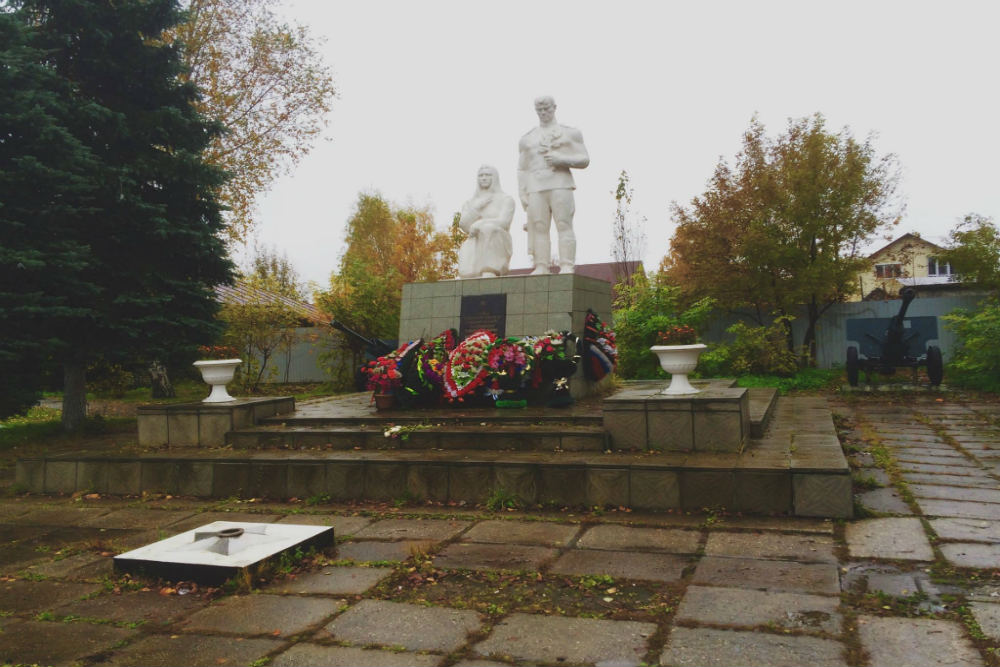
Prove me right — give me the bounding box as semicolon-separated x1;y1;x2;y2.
703;292;988;369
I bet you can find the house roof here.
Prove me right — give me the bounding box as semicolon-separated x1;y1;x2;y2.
214;284;328;325
868;233;944;259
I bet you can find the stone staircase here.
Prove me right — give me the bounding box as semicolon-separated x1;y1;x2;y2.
15;383;852;517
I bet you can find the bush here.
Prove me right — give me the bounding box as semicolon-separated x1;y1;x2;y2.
86;359;135;398
701;318;799;378
613;272;715;379
944;301;1000;393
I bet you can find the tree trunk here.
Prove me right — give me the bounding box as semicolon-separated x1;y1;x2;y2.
802;299;820;367
149;360;175;398
62;362;87;431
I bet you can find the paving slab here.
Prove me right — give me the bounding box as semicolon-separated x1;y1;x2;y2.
659;626;847;667
77;507;196;530
691;556;839;595
337;540;435;563
353;518;471;541
865;572;921;597
271;644;442;666
19;551;112;579
265;566;394;595
167;511;283;533
970;601;1000;642
939;542;1000;569
461;519;580;546
276;513;373;535
917;498;1000;520
57;589;208;624
548;548;687;582
182;593;341;637
930;518;1000;544
854;468;892;487
433;542;556;572
323;599;480;652
0;578;99;613
856;487;913;514
704;531;837;563
901;472;998;488
857;615;983;667
96;633;283;666
899;462;986;475
909;484;1000;504
846;518;934;561
675;585;841;633
0;619;135;666
893;453;973;466
575;524;700;553
13;506;114;526
712;516;834;534
472;612;655;665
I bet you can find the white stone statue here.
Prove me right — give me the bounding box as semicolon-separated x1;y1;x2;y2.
518;96;590;274
456;165;515;279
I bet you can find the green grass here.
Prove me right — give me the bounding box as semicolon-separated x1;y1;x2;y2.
733;368;841;394
0;407;64;449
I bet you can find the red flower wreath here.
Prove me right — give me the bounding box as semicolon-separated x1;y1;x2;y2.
442;330;497;401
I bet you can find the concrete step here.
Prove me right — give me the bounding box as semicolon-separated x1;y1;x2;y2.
226;423;608;452
16;396;850;517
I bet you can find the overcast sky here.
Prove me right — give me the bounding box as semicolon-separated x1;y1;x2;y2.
247;0;1000;292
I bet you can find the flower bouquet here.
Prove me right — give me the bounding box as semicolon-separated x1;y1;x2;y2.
486;337;535;406
197;344;240;360
364;356;403;395
442;329;497;402
656;324;698;346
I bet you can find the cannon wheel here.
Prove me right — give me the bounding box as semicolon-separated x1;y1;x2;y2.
846;346;860;387
926;345;943;386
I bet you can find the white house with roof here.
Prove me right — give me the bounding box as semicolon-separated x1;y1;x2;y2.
854;233;958;300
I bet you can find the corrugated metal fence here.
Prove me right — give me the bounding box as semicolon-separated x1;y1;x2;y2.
704;293;988;369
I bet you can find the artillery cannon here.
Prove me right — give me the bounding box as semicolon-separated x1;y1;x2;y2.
328;320;396;391
845;287;943;387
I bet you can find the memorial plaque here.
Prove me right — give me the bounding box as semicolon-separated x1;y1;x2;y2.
460;294;506;339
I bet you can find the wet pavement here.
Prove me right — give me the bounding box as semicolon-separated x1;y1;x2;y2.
0;394;998;666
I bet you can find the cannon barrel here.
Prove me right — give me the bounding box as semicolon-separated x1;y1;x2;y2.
329;320;394;356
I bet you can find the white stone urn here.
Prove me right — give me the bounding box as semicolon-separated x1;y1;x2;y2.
193;359;241;403
650;344;707;395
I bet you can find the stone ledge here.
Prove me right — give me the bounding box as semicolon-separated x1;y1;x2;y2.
137;397;294;447
604;383;750;453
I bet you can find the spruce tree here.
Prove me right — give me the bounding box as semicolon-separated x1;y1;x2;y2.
0;0;234;428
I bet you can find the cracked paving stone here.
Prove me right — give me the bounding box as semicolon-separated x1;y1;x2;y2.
929;518;1000;544
433;542;556;572
675;586;841;634
0;619;135;667
970;602;1000;642
353;518;470;541
461;519;580;546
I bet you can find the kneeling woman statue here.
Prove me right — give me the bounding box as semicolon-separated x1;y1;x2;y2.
457;165;515;279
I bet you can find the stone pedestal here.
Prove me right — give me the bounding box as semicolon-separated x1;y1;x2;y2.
137;397;294;447
603;382;750;453
399;274;613;398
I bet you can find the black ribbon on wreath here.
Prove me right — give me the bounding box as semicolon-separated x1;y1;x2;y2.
582;309;617;382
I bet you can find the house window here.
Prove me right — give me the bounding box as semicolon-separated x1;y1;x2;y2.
927;257;952;276
875;263;902;278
